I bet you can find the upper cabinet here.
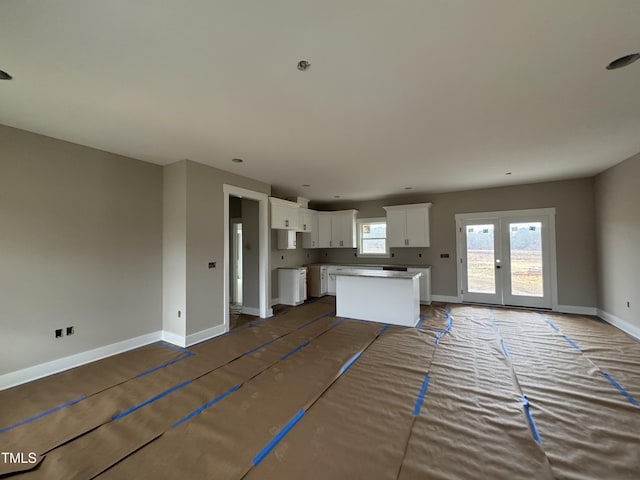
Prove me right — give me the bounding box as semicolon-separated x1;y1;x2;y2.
302;211;320;248
298;208;315;233
270;197;300;230
317;212;332;248
383;203;432;247
330;210;358;248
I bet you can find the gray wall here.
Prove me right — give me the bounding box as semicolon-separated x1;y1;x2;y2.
241;198;260;311
0;125;163;374
315;178;597;308
595;153;640;329
183;160;270;335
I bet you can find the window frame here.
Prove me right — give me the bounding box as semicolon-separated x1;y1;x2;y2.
357;217;390;258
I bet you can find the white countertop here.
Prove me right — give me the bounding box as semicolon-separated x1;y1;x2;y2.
332;269;422;279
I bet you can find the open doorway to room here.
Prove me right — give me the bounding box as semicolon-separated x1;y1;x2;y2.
224;185;271;333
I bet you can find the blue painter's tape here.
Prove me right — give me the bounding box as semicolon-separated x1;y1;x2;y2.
113;380;191;421
413;375;431;416
242;337;281;357
434;332;442;345
501;339;511;359
546;320;560;332
379;324;391;336
172;384;241;429
0;396;86;434
137;352;194;378
521;395;542;444
563;336;580;350
330;318;347;330
601;372;640;407
253;409;306;466
280;341;311;361
416;315;426;329
339;351;363;376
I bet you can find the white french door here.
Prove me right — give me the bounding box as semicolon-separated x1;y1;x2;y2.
456;209;556;309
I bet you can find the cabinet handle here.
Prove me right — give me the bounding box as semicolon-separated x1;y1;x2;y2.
285;219;289;227
340;240;343;246
304;224;307;230
330;241;332;247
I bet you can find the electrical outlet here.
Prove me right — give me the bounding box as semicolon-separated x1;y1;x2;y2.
418;253;422;258
627;301;631;308
55;329;63;338
178;310;181;318
66;326;74;335
208;262;216;269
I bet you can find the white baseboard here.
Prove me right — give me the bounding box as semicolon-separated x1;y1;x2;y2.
161;330;187;348
186;324;226;347
598;309;640;341
555;305;598;316
431;295;461;303
241;306;261;316
0;331;163;391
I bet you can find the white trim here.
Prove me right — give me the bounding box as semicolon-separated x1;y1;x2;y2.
186;324;226;347
161;330;186;348
555;305;598;316
0;331;163;390
455;208;556;221
431;294;461;303
598;309;640;341
223;185;270;338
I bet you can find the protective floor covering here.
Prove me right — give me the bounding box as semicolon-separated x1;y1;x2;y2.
1;301;638;479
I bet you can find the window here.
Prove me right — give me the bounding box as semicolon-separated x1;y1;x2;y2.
358;218;389;257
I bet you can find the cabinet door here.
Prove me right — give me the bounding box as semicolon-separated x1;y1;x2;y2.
386;210;407;247
405;208;429;247
302;212;319;248
339;212;357;248
298;208;314;233
277;230;297;249
330;214;343;248
318;213;332;248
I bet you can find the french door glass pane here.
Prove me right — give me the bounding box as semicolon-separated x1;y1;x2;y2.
466;224;495;294
509;222;543;297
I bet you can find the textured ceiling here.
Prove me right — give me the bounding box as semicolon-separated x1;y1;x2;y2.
1;1;639;201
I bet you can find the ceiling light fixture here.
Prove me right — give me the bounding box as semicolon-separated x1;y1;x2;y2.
505;172;512;175
404;187;413;190
297;60;311;71
232;158;243;163
606;53;640;70
333;195;341;199
0;69;12;80
302;184;310;187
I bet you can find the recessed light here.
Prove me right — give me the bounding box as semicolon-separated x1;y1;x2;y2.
505;172;512;175
404;187;413;190
297;60;311;71
0;69;12;80
606;53;640;70
302;184;310;187
232;158;243;163
333;195;341;199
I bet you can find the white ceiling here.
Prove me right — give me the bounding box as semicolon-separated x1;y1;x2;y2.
1;1;639;202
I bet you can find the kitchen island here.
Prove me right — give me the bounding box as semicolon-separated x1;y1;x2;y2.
334;269;422;327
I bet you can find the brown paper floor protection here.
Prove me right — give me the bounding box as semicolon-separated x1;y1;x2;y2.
2;301;638;480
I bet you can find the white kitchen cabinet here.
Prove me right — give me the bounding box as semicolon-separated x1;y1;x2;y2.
317;212;332;248
278;268;307;306
407;267;432;305
330;210;357;248
277;230;297;250
270;197;300;230
383;203;432;247
298;208;315;233
302;211;320;248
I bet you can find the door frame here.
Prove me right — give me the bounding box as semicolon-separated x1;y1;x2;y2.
223;185;272;334
455;208;558;309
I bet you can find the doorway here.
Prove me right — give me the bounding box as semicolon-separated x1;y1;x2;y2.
456;209;557;309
